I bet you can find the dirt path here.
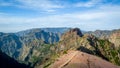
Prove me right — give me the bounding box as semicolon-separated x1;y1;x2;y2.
58;51;78;68
50;50;78;68
50;50;120;68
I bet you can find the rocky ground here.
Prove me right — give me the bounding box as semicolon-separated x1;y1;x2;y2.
50;50;120;68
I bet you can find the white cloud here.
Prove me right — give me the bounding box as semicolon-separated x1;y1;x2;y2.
0;3;120;32
74;0;102;7
0;0;118;12
0;0;64;12
15;0;64;12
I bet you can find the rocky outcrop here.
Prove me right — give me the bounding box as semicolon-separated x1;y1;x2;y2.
56;28;83;53
69;28;83;37
84;30;112;39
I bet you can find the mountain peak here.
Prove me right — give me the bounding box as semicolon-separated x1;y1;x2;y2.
60;28;83;41
69;28;83;37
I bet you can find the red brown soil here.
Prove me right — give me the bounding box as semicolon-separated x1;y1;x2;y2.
50;50;120;68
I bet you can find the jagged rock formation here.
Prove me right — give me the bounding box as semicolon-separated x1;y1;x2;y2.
85;29;120;47
55;28;83;53
84;30;112;39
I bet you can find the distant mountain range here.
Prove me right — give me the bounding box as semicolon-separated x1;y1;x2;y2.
16;28;70;36
0;28;120;68
0;28;70;67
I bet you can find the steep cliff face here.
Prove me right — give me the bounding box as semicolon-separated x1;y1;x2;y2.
17;28;69;66
0;33;22;59
109;30;120;47
85;29;120;47
0;28;69;67
17;29;61;44
16;28;69;37
56;28;83;53
84;30;112;39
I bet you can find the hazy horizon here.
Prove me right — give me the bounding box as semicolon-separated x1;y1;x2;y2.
0;0;120;32
1;27;120;33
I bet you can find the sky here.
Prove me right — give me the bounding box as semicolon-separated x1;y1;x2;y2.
0;0;120;32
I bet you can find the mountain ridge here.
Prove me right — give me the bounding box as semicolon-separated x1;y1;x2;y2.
0;28;120;68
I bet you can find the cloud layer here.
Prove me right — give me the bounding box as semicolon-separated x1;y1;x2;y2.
0;0;120;32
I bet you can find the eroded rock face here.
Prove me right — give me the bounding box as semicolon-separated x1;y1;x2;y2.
0;33;22;59
84;30;112;39
0;28;69;67
60;28;83;41
56;28;83;53
109;31;120;47
85;29;120;47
